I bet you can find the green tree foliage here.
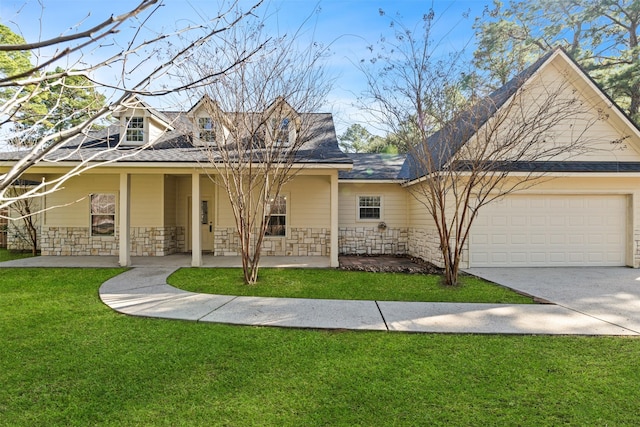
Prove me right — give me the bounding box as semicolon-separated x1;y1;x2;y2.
0;25;106;141
474;0;640;123
0;25;31;77
338;124;393;153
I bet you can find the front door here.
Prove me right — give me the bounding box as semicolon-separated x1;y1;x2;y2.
188;197;214;252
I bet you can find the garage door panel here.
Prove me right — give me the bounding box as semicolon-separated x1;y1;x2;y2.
471;195;626;267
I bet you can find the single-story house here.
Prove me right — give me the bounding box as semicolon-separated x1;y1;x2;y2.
2;48;640;268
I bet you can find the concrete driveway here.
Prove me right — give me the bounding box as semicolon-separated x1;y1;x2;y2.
465;267;640;334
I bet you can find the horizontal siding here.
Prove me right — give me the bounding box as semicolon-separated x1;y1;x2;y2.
164;176;177;227
339;183;408;228
289;176;330;228
131;175;163;227
44;174;119;227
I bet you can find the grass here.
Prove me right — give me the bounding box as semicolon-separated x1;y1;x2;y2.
1;267;640;426
0;248;35;262
168;267;534;303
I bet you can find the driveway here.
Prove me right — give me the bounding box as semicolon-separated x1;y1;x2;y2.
465;267;640;334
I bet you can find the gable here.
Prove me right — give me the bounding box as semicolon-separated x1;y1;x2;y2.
113;95;174;146
514;53;640;162
400;49;640;181
471;50;640;164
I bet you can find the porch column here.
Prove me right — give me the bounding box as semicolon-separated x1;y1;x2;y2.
330;170;339;267
191;172;202;267
118;172;131;267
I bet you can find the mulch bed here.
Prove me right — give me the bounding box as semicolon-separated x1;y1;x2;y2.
338;254;442;275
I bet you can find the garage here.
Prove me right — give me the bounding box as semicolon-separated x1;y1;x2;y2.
469;194;627;267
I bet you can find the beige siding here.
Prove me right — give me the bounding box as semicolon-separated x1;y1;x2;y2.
131;175;163;227
215;188;235;227
148;118;167;143
289;176;331;228
339;183;408;228
175;175;191;230
44;174;119;227
461;55;640;164
213;175;332;228
164;176;177;226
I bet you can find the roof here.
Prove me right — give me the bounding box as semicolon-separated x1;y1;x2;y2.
0;112;352;166
451;161;640;173
339;153;406;180
399;49;557;181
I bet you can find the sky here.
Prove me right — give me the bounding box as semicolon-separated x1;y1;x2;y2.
1;0;492;135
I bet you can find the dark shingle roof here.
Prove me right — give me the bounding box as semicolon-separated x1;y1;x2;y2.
0;113;351;165
399;49;557;181
451;161;640;173
339;153;406;180
399;47;640;181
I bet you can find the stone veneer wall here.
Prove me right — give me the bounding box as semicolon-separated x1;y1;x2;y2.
214;227;330;256
635;230;640;267
130;227;184;256
40;226;184;256
408;228;469;268
408;228;443;267
7;221;41;252
338;227;408;255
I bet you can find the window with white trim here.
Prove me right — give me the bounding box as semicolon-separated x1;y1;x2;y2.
125;116;144;143
90;194;116;236
265;195;286;236
198;117;215;143
271;117;291;146
358;196;381;220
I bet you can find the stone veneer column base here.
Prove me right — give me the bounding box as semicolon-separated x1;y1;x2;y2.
338;227;408;255
131;226;184;256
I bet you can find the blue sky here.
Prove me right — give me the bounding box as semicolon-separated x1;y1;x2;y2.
1;0;492;135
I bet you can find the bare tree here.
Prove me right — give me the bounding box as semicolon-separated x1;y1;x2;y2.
177;15;331;284
0;0;263;212
363;12;610;286
3;181;40;255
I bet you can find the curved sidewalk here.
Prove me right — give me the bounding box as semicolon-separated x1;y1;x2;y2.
99;267;639;335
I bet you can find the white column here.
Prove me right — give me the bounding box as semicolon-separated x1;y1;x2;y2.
118;172;131;267
330;170;339;267
191;172;202;267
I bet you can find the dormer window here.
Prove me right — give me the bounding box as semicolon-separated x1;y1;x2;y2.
198;117;215;143
125;117;144;143
271;117;291;146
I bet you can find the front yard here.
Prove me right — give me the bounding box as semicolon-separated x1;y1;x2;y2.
1;267;640;426
168;268;534;303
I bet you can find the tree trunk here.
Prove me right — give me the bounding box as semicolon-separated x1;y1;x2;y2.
440;244;460;287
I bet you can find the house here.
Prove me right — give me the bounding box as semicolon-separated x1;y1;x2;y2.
2;48;640;268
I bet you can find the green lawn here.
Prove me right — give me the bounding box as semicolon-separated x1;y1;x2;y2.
2;268;640;426
0;248;35;262
168;268;534;303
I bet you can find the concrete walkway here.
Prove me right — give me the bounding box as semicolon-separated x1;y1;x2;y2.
97;266;638;335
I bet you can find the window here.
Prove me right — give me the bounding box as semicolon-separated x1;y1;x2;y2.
91;194;116;236
358;196;381;220
125;116;144;142
201;200;209;224
271;117;290;146
265;195;286;236
198;117;215;143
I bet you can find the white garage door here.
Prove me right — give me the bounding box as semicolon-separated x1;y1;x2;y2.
470;195;626;267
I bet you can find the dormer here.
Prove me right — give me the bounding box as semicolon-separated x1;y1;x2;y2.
113;95;174;146
265;97;301;147
186;95;231;146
